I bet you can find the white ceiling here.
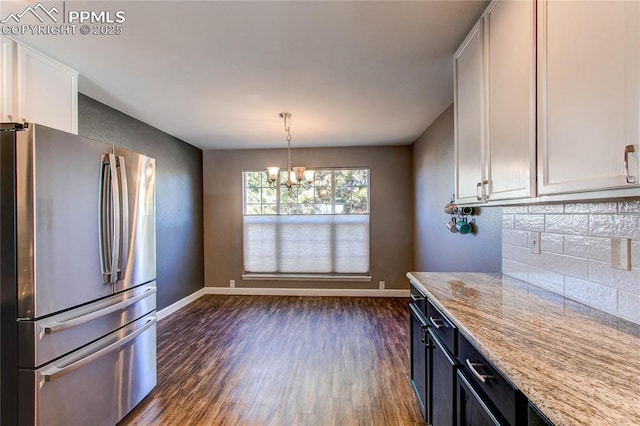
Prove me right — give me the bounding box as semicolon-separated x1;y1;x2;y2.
5;0;487;150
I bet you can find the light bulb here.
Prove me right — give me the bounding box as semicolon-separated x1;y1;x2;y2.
266;167;279;184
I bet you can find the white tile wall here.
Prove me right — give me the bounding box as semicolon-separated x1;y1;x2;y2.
619;292;640;323
502;200;640;325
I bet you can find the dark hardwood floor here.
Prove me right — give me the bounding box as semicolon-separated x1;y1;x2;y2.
119;295;425;425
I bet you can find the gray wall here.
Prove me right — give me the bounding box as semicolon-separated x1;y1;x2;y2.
203;146;413;290
78;94;204;309
412;105;502;272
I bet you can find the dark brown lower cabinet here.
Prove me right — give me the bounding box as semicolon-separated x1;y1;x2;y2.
457;333;522;425
457;370;504;426
527;403;554;426
410;303;429;421
408;285;555;426
430;329;457;426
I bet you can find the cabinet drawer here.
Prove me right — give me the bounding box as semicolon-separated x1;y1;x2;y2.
410;283;427;315
458;333;519;425
427;300;457;354
19;313;156;426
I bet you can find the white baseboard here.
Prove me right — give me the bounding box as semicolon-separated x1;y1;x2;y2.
202;287;409;298
157;288;206;321
157;286;409;321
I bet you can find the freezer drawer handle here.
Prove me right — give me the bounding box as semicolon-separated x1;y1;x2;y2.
41;316;155;384
43;286;156;335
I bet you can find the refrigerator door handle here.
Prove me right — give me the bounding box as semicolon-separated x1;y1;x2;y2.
99;154;111;283
42;286;156;335
40;316;156;384
110;153;121;284
99;153;120;284
116;155;129;281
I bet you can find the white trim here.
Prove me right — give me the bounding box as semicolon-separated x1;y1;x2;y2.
241;274;372;282
157;288;206;321
157;286;409;321
202;287;408;298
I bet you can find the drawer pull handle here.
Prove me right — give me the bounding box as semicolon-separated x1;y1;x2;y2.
41;316;155;383
466;358;493;384
43;286;156;334
429;316;444;329
624;144;636;184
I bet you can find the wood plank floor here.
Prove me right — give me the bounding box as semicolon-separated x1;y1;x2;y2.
119;295;425;426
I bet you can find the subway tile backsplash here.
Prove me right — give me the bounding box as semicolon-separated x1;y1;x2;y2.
502;200;640;325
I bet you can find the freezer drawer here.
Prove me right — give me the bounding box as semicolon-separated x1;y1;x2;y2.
18;312;157;426
18;283;156;367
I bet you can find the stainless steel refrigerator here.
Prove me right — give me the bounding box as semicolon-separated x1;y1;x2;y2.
0;122;157;425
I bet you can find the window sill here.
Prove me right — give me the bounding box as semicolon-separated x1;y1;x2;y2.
241;274;372;282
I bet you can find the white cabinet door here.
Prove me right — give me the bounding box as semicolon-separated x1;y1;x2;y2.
485;0;536;201
538;0;640;194
1;36;17;122
455;0;536;205
454;19;485;205
16;43;78;134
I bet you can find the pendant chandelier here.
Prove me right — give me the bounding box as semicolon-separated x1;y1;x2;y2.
266;112;314;188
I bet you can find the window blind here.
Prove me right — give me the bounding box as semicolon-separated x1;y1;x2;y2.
243;214;370;274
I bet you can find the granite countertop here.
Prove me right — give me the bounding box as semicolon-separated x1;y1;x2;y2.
407;272;640;426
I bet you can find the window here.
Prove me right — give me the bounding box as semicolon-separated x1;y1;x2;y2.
243;168;370;277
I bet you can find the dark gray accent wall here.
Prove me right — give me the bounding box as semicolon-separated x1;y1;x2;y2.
412;105;501;272
78;94;204;309
203;146;413;290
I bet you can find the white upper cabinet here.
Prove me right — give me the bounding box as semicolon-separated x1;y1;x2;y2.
537;0;640;195
1;36;17;122
1;37;77;134
485;0;536;201
454;19;485;205
454;0;535;205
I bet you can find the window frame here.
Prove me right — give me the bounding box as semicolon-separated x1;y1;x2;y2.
242;167;370;216
242;166;372;281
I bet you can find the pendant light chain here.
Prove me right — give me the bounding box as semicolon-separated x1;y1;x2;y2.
266;112;313;190
283;113;293;186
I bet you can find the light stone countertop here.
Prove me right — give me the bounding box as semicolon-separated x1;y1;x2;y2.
407;272;640;426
